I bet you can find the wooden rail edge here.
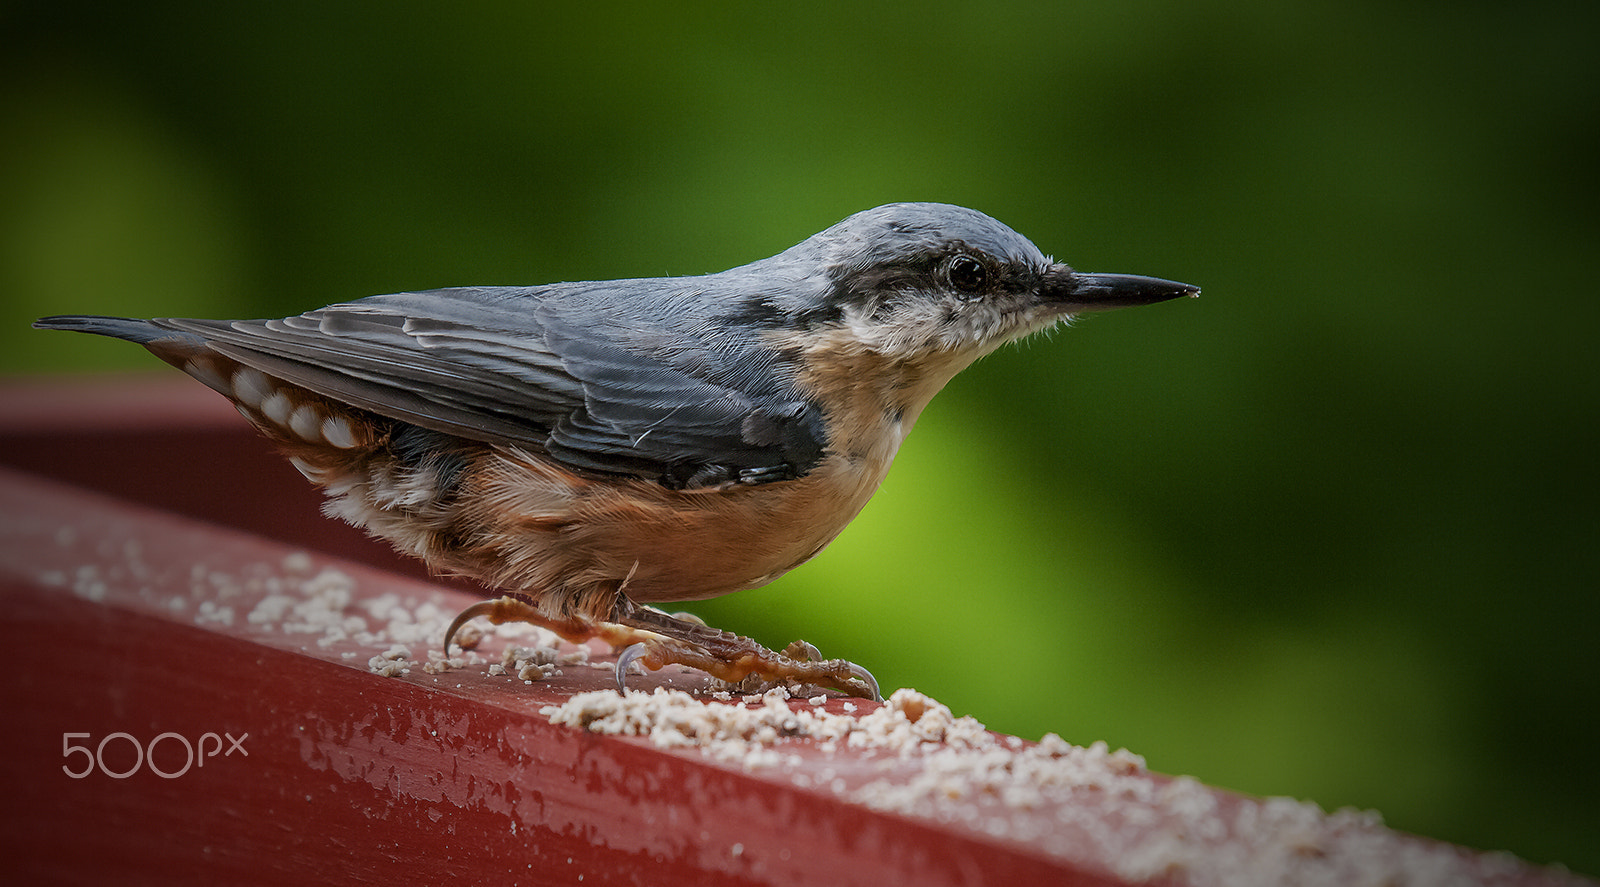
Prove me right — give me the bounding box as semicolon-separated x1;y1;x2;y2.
0;376;1590;886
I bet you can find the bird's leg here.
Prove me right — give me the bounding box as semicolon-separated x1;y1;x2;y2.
443;592;879;701
443;592;675;659
611;597;880;700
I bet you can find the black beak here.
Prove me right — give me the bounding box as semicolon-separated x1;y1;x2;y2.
1042;266;1200;313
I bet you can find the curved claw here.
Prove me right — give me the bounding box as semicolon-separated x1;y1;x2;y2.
848;662;882;702
442;600;501;657
615;642;648;694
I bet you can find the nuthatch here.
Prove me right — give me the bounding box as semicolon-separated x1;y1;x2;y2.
35;202;1196;699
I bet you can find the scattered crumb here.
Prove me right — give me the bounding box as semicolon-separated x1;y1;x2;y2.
280;551;314;574
449;620;485;650
195;599;234;626
28;517;1560;887
35;540;597;682
70;565;109;602
501;644;559;682
366;644;411;677
420;646;466;675
502;643;557;668
517;662;555;682
539;686;1552;887
543;686;972;771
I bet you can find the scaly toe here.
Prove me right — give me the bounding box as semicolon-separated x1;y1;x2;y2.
781;639;823;662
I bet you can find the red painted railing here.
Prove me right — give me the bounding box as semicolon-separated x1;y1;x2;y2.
0;377;1588;886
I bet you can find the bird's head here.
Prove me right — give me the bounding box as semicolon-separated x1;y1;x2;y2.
736;202;1196;373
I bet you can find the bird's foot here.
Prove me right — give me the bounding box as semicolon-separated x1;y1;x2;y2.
617;603;880;700
444;594;879;701
443;593;671;658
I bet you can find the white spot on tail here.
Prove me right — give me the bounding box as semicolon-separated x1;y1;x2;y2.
231;367;273;410
321;416;358;449
289;405;322;442
261;391;292;426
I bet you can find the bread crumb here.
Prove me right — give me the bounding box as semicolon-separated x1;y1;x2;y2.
516;660;555;682
536;685;1544;886
449;621;485;650
366;645;411;677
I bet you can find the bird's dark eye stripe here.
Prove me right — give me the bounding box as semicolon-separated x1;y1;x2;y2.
948;255;988;292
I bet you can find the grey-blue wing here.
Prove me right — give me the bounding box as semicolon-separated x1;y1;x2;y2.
155;286;825;487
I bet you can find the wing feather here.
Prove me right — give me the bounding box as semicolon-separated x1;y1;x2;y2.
157;285;823;486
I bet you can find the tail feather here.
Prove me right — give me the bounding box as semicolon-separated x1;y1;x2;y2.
33;314;176;345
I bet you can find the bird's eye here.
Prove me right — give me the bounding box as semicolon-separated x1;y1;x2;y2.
948;255;988;293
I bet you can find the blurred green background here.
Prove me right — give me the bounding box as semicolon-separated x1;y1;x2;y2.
3;0;1596;875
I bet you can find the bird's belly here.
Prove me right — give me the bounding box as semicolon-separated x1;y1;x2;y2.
469;447;893;603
